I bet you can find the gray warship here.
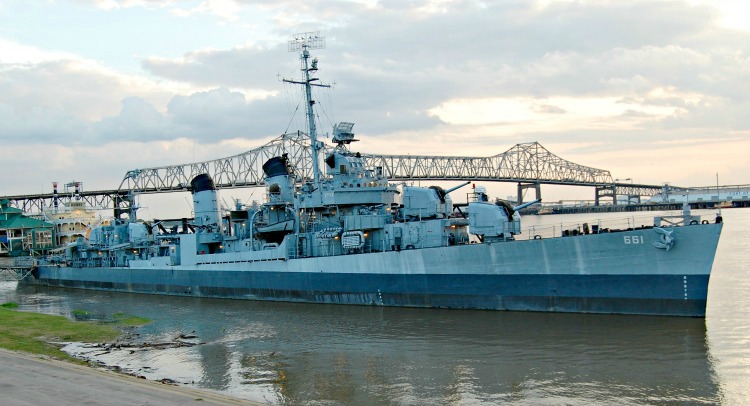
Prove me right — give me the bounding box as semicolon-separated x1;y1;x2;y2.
25;37;724;317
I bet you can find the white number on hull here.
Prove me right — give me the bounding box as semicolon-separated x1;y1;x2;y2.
623;235;644;244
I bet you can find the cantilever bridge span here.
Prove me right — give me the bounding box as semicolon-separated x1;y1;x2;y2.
2;133;663;214
115;132;661;205
117;133;619;192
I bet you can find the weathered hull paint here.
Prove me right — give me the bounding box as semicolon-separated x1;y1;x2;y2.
25;223;722;317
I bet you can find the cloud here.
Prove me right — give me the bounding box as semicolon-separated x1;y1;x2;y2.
0;39;77;64
0;102;92;145
8;1;749;147
171;0;242;21
0;60;123;121
142;44;284;90
95;97;170;142
2;0;750;199
167;87;271;139
83;0;176;10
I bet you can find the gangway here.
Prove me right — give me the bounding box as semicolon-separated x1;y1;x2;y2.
0;257;36;281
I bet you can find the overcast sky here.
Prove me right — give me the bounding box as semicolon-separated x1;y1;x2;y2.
1;0;749;214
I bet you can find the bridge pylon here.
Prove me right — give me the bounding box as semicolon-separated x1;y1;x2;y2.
517;181;542;206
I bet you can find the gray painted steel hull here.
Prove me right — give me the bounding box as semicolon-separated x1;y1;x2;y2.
26;223;722;317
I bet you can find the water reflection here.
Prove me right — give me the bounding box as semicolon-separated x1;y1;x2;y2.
2;282;721;405
705;209;750;403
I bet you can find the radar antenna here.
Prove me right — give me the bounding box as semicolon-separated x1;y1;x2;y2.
332;122;357;147
288;32;325;52
283;32;330;188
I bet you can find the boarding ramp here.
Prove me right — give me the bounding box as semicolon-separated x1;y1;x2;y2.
0;257;35;281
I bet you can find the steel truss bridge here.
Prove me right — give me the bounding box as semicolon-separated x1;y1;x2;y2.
2;133;667;215
2;190;131;217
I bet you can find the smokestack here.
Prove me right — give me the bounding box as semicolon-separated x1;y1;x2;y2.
190;174;221;231
262;155;295;203
53;182;59;209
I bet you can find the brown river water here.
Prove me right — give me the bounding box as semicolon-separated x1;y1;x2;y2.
1;208;748;405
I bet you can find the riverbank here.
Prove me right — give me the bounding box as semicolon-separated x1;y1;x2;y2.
0;302;121;361
0;348;256;405
0;303;263;405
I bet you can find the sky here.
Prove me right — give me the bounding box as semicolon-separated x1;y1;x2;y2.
1;0;750;217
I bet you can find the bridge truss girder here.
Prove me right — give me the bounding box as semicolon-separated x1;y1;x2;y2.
362;142;613;185
118;132;314;193
1;191;130;216
2;137;668;215
118;137;617;194
595;184;677;205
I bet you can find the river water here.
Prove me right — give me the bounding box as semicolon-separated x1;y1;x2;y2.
1;209;748;405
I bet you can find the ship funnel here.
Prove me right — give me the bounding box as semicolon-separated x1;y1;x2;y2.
190;174;221;231
53;182;59;209
263;155;295;203
262;154;292;178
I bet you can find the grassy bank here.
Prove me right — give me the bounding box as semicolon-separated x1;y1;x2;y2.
0;302;148;362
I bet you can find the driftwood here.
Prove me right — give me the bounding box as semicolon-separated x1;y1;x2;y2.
80;331;203;351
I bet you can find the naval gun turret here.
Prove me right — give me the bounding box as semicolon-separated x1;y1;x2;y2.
401;181;471;220
469;185;540;241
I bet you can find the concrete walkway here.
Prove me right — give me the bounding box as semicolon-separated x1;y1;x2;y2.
0;349;263;405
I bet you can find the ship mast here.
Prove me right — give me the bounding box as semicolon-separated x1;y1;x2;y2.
283;32;330;188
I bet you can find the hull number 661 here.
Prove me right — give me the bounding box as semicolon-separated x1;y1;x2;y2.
624;236;644;244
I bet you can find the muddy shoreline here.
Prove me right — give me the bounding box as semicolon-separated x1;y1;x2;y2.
62;330;206;385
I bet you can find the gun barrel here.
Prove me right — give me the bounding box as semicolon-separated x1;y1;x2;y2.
513;199;541;212
444;181;472;195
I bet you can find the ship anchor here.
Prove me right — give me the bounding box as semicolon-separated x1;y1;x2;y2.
652;227;675;251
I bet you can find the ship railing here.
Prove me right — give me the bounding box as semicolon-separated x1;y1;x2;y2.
517;210;715;241
70;254;128;268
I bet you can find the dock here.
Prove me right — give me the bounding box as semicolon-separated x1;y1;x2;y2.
0;257;35;281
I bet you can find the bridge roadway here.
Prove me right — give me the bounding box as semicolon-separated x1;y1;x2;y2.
0;136;668;213
1;182;664;215
1;188;131;216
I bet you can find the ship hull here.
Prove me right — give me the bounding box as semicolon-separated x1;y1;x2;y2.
25;223;722;317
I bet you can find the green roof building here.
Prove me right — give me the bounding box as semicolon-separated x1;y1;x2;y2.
1;199;56;257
